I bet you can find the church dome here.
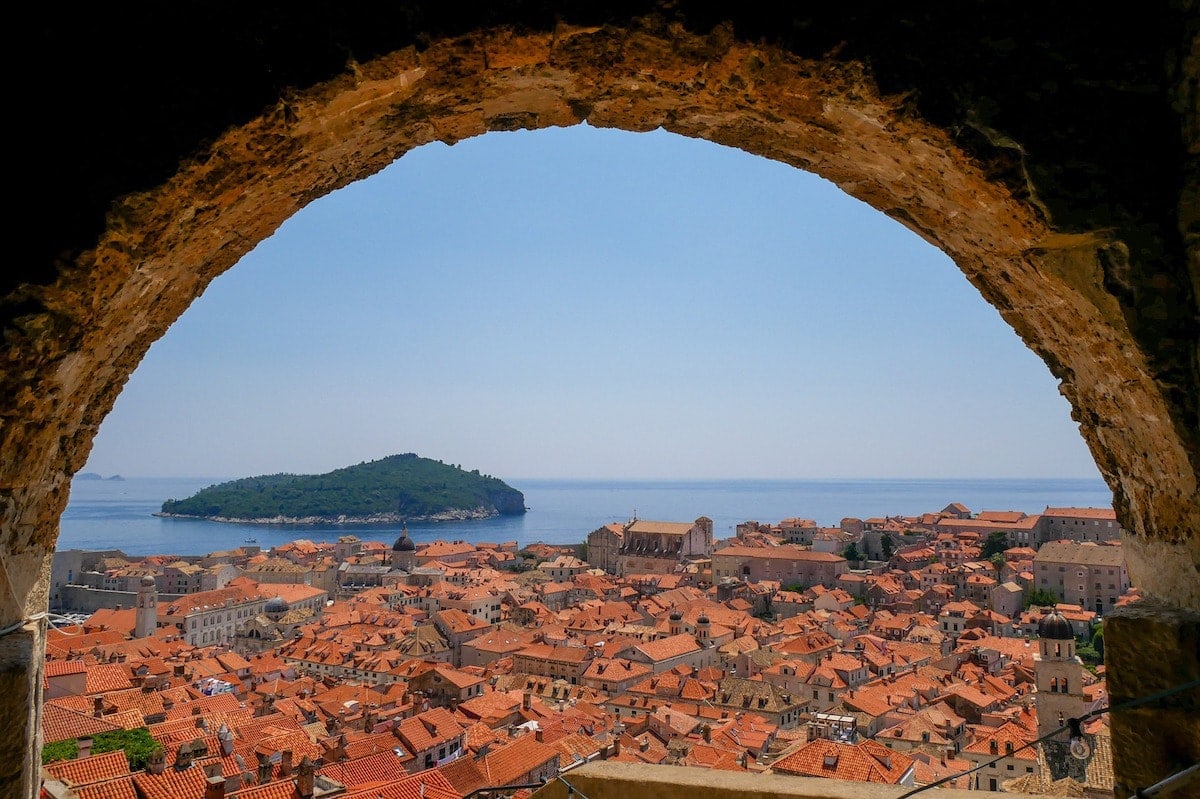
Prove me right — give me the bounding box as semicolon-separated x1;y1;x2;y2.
140;575;157;588
697;614;710;625
264;595;289;614
669;610;683;621
392;527;416;551
1037;610;1074;640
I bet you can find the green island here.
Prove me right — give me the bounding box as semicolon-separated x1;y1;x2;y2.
156;453;526;524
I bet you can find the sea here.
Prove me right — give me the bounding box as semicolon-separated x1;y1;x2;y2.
57;476;1116;557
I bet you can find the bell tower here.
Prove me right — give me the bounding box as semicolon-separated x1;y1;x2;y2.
135;575;158;639
1034;610;1087;740
1034;609;1093;780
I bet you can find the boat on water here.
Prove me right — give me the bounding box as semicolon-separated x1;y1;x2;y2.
244;537;257;544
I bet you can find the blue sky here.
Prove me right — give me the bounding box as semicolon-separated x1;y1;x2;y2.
82;124;1103;481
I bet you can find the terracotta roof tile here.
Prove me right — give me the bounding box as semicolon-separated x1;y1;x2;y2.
130;764;210;799
771;739;914;783
72;775;139;799
43;750;131;786
41;703;124;745
317;750;411;790
339;770;460;799
480;735;558;786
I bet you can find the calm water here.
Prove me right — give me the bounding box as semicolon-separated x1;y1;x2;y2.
56;476;1115;557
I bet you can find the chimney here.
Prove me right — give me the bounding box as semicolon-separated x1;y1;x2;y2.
76;736;94;759
218;724;235;756
147;746;167;775
295;756;315;799
535;728;543;743
256;754;272;784
204;770;226;799
279;750;293;778
175;742;193;770
522;691;532;710
92;696;104;718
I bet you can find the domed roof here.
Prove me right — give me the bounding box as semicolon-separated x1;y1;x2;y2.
669;609;683;621
1038;610;1074;640
392;526;415;551
697;614;710;625
140;575;157;588
264;595;289;614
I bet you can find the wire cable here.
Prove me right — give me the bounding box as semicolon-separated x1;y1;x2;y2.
1125;762;1199;799
556;774;591;799
895;677;1200;799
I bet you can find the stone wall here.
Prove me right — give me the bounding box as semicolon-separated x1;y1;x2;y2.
2;4;1197;797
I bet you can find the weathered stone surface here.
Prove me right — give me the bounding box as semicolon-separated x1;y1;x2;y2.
531;760;1054;799
0;626;44;799
3;4;1198;796
1106;601;1200;798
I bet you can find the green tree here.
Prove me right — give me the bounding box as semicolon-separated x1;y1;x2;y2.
842;543;863;563
574;541;588;562
880;533;894;560
989;552;1006;570
1025;587;1059;609
41;728;161;770
981;531;1009;559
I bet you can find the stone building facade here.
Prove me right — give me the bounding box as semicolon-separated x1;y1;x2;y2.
711;545;848;587
616;518;713;576
1033;541;1130;615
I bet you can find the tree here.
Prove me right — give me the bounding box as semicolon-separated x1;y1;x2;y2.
989;552;1006;571
981;531;1009;559
842;543;863;563
41;729;161;770
880;533;894;560
1025;588;1059;609
1091;626;1105;659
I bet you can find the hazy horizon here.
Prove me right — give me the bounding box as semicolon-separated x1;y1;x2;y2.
81;124;1104;483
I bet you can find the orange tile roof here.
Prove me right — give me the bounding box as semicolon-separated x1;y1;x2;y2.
963;719;1039;760
72;775;139;799
772;739;914;783
631;634;700;663
44;659;89;678
1043;507;1116;519
41;703;124;745
396;707;464;753
479;735;559;786
339;770;460;799
130;764;210;799
317;749;412;790
43;750;131;786
437;754;489;795
84;664;136;695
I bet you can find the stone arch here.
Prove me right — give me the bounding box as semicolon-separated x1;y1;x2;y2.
4;6;1197;797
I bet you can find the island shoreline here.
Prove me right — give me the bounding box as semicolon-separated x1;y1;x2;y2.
152;506;517;525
